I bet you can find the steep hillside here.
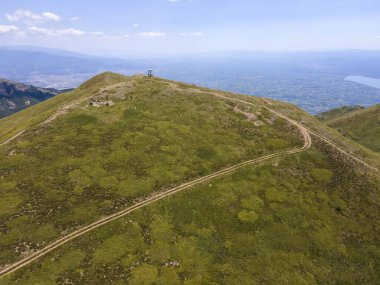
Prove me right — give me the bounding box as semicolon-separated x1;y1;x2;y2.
0;78;64;118
317;104;380;153
0;73;379;284
316;105;364;122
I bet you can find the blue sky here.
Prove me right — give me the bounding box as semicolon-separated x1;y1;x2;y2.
0;0;380;56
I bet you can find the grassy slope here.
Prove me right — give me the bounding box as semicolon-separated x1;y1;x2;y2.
263;99;380;169
0;72;127;142
320;104;380;153
0;73;301;266
1;73;380;285
316;105;364;122
2;137;380;285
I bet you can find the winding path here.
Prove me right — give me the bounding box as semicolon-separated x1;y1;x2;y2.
199;88;378;171
0;131;25;147
0;82;376;278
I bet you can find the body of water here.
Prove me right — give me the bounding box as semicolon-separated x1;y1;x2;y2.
345;75;380;89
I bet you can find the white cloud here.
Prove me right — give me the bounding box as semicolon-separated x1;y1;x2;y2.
28;26;85;36
138;32;166;37
0;25;18;33
69;16;81;22
132;24;140;28
104;34;130;40
28;26;52;35
181;32;204;37
6;10;61;25
90;31;105;36
6;10;39;22
116;34;130;39
88;31;130;40
26;27;129;41
42;12;61;21
58;28;85;36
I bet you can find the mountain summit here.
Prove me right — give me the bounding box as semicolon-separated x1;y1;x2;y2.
0;72;379;284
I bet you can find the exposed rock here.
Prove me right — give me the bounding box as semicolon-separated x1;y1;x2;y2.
89;99;115;107
165;260;181;267
265;117;276;125
7;100;16;110
233;106;257;121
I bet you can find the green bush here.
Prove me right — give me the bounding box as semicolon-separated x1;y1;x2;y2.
265;187;287;202
67;114;97;126
197;146;217;159
129;264;159;285
123;108;143;119
238;210;259;223
0;193;23;217
267;138;289;150
311;168;333;182
241;195;264;211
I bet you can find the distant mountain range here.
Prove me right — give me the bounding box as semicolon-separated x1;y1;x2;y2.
0;78;66;118
0;46;147;89
1;46;380;114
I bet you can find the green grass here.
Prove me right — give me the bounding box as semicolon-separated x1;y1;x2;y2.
311;168;333;182
2;142;379;285
0;72;126;143
316;105;364;122
1;72;379;284
264;99;380;169
321;104;380;153
0;73;302;267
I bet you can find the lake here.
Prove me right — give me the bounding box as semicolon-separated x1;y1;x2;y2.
345;75;380;89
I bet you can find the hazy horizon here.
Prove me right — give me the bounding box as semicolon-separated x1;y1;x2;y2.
2;44;380;59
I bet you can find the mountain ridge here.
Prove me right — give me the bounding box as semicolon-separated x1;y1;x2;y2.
316;105;365;122
317;104;380;153
0;77;65;118
0;48;146;89
0;72;379;284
